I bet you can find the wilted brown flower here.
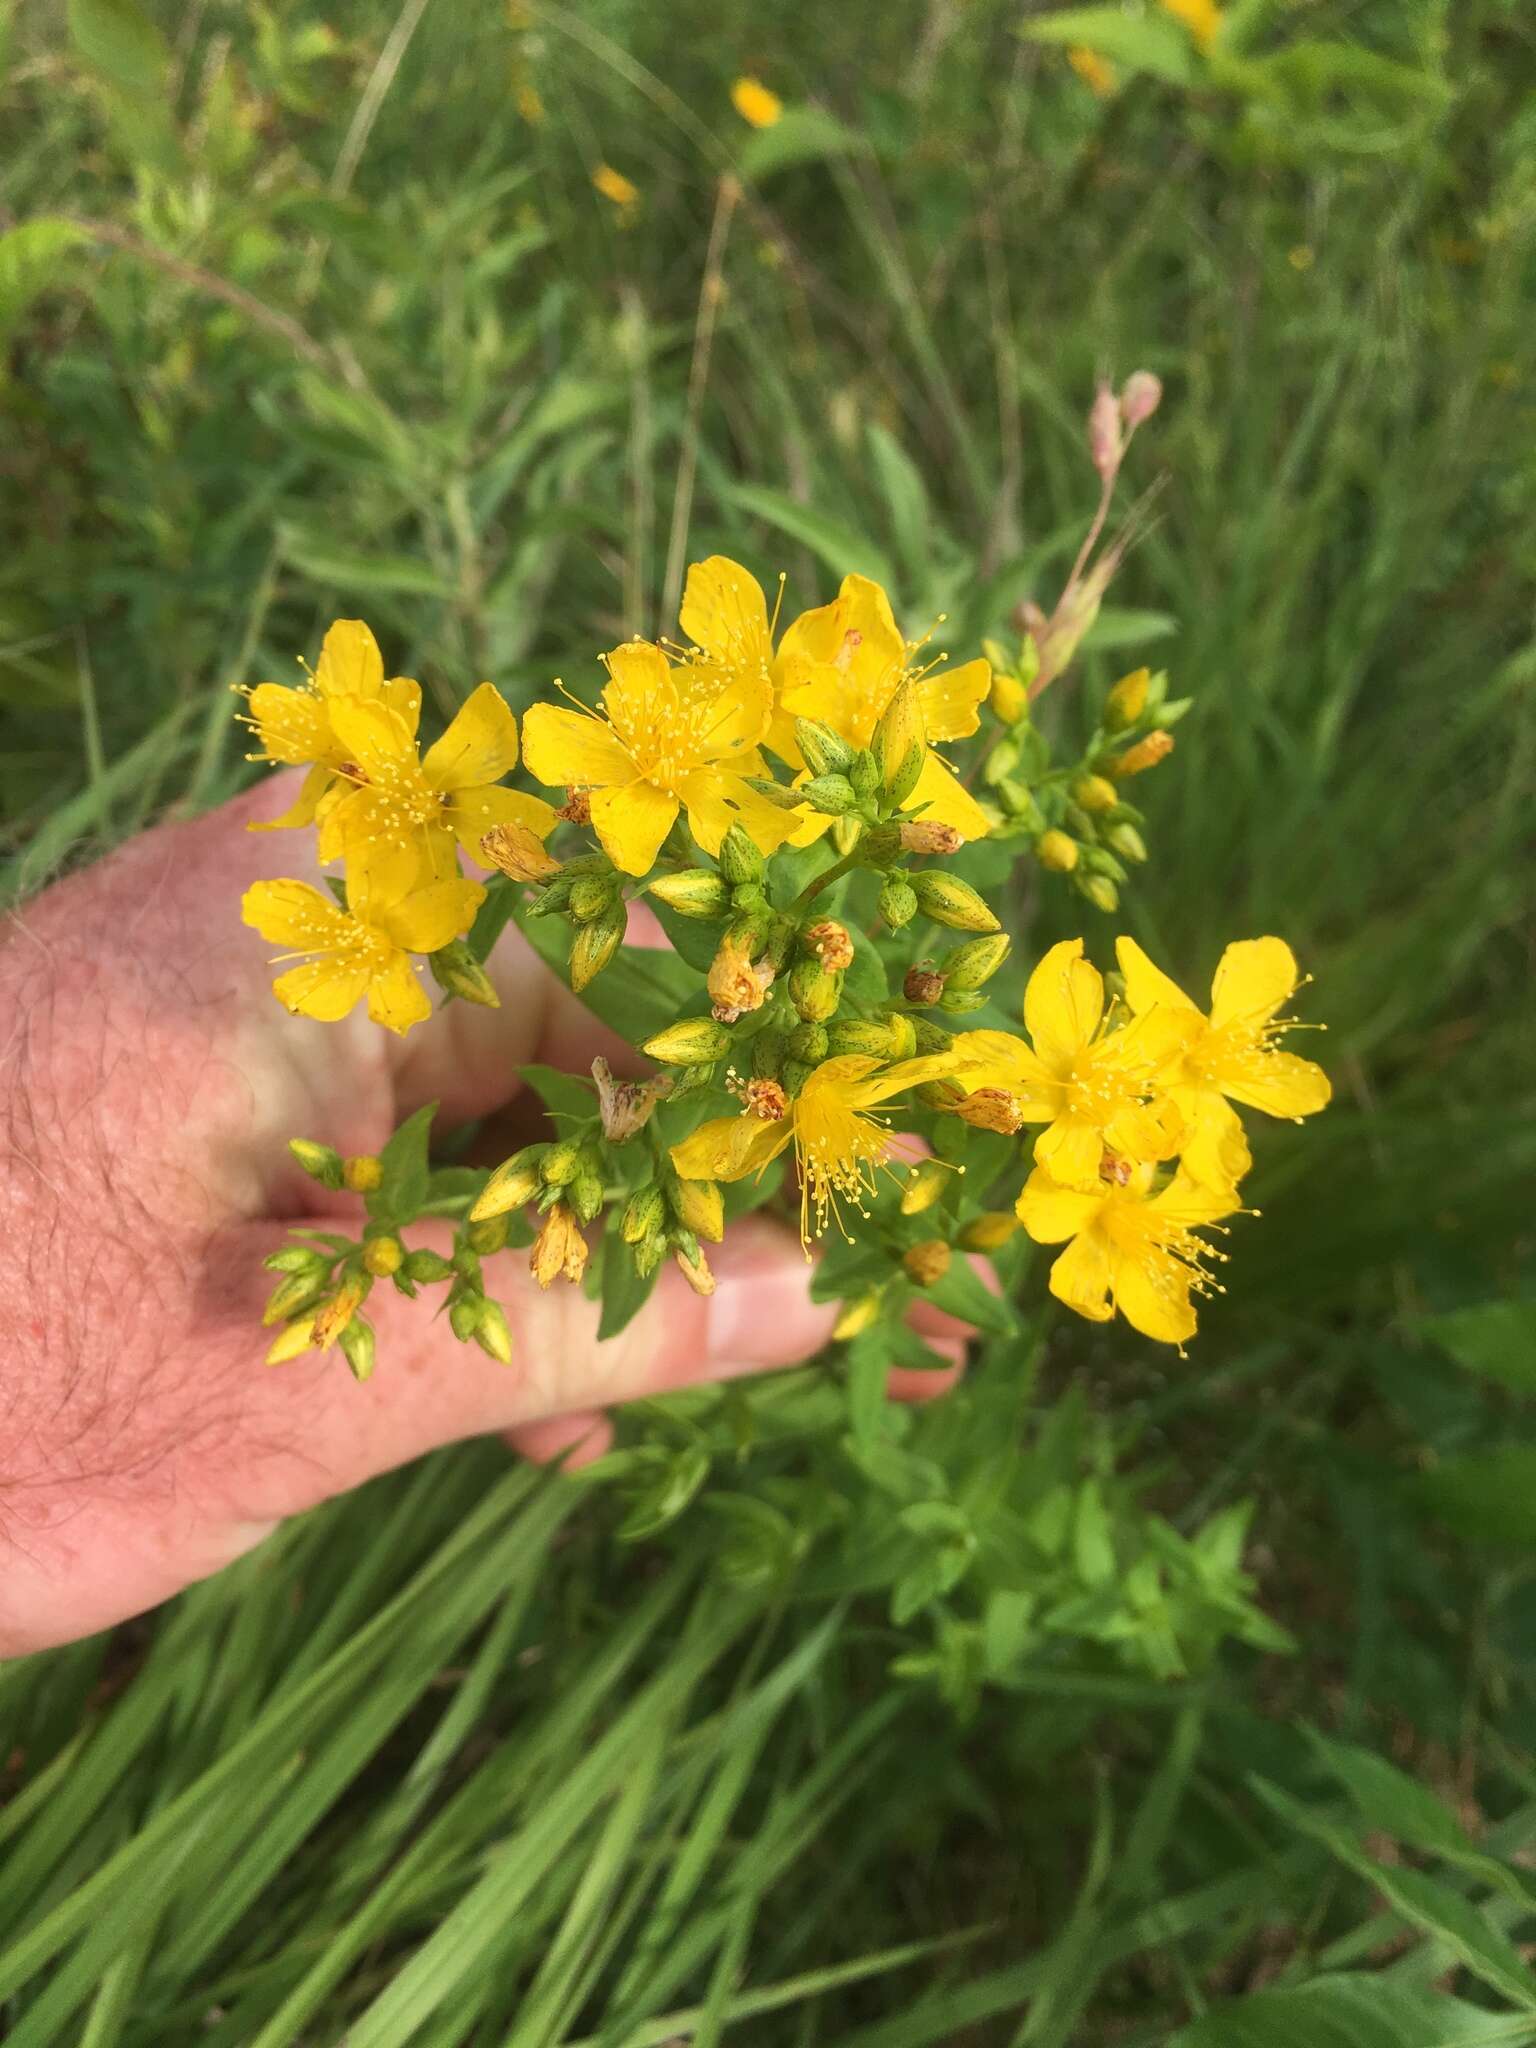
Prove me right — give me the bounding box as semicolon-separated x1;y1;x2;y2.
530;1203;589;1289
898;820;962;856
480;821;561;881
956;1087;1026;1135
803;918;854;972
592;1055;670;1142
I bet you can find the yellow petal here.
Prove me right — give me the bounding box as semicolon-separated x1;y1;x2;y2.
326;696;418;786
678;769;799;859
313;619;384;700
248;762;332;832
521;702;635;790
366;953;433;1035
1218;1049;1331;1119
949;1029;1060;1115
242;878;351;951
602;640;674;735
1115;935;1199;1018
1104;1094;1185;1165
247;682;335;767
1176;1089;1252;1187
271;958;371;1022
1024;938;1104;1072
1114;1003;1202;1077
1151;1167;1241;1229
590;779;678;876
1208;937;1299;1032
1016;1167;1104;1244
905;751;992;841
381;675;423;735
671;1113;791;1184
1110;1244;1198;1346
843;1050;962;1107
680;555;771;664
1034;1110;1104;1188
445;785;559;862
917;657;990;744
1048;1229;1114;1321
373;877;486;954
422;682;521;793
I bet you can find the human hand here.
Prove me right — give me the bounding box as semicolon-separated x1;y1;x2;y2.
0;773;972;1654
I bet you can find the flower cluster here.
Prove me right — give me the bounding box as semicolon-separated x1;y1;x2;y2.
238;381;1329;1380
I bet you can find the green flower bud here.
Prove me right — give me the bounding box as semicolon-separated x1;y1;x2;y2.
718;824;764;887
449;1293;485;1342
671;1177;725;1243
1079;845;1128;883
402;1248;454;1284
428;940;499;1009
529;874;575;916
848;750;880;799
289;1138;344;1190
858;823;902;865
826;1019;898;1058
787;1020;829;1062
938;985;988;1014
801;773;858;816
908;871;1001;933
541;1140;584;1188
643;1016;733;1065
872;680;925;806
1076;872;1120;914
911;1017;953;1054
880;877;918;929
338;1315;377;1383
648;868;731;919
568;875;615;924
362;1234;404;1277
263;1269;328;1327
884;1012;918;1058
471;1145;548;1219
473;1300;515;1366
781;1058;813;1096
795;717;857;779
788;957;842;1023
751;1031;788;1079
1105;822;1148;863
452;1244;483;1289
465;1214;511;1255
622;1184;666;1244
569;1165;605;1225
570;904;626;992
941;933;1011;990
634;1231;667;1278
998;779;1045;831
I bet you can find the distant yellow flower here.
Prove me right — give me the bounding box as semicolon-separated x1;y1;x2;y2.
242;855;484;1035
243;618;421;833
1158;0;1223;53
731;76;783;129
521;640;794;876
951;938;1190;1187
671;1052;957;1245
1067;46;1116;96
1115;936;1330;1187
1018;1158;1239;1348
515;79;546;125
593;163;640;212
774;574;992;841
317;683;557;896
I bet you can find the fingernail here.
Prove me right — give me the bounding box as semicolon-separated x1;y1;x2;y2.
704;1225;837;1371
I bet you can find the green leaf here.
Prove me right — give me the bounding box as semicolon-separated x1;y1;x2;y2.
518;1063;596;1122
1017;7;1196;84
1411;1447;1536;1549
738;106;869;181
1083;606;1180;653
1168;1974;1525;2048
463;875;520;966
368;1103;436;1225
845;1331;891;1450
515;900;697;1042
921;1257;1015;1336
277;530;456;598
1423;1301;1536;1394
865;424;931;584
1304;1731;1474;1861
0;220;85;347
67;0;167;95
596;1232;660;1341
722;483;895;589
649;896;724;975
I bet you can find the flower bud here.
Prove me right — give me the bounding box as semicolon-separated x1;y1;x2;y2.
879;877;918;929
800;773;859;816
940;933;1011;990
911;1018;953;1054
998;779;1045;831
717;823;764;887
938;986;988;1015
648;868;732;919
449;1292;485;1341
989;669;1028;725
480;821;561;882
1077;872;1120;914
623;1185;666;1244
452;1244;483;1289
898;819;962;856
262;1268;328;1327
857;823;902;865
466;1213;511;1255
671;1176;725;1243
956;1087;1026;1134
903;1240;952;1288
1103;666;1150;731
872;680;925;805
781;1058;812;1095
571;904;626;991
338;1315;377;1382
634;1230;667;1278
264;1244;328;1277
1080;844;1127;883
428;940;500;1009
644;1016;733;1065
885;1012;917;1058
362;1234;404;1277
908;871;1000;933
900;1158;951;1216
570;1164;605;1224
787;1020;829;1062
801;918;854;972
313;1272;370;1349
531;1202;588;1288
1104;821;1148;864
540;1139;584;1188
290;1138;345;1189
833;1291;882;1340
1034;829;1080;873
568;875;615;923
1119;370;1162;430
795;717;857;779
473;1300;515;1366
960;1211;1019;1252
1070;773;1118;814
1111;730;1174;777
674;1245;716;1297
752;1031;788;1078
917;1077;966;1110
529;874;575;916
788;957;842;1023
904;965;946;1006
849;750;880;800
403;1247;454;1284
471;1145;548;1219
1088;378;1122;482
826;1019;898;1059
265;1315;318;1365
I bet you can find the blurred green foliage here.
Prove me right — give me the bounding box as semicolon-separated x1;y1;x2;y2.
1;0;1535;2039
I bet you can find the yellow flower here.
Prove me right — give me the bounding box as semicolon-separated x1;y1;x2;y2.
1067;46;1116;96
243;619;422;833
242;853;484;1035
951;938;1190;1188
1018;1158;1239;1347
774;574;992;841
680;554;780;701
1115;936;1331;1187
1158;0;1223;53
317;682;557;896
731;76;783;128
593;163;639;212
521;639;794;876
670;1052;957;1245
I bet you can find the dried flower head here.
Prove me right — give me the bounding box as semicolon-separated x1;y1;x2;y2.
592;1055;670;1142
530;1203;589;1289
956;1087;1027;1135
898;819;963;855
482;821;561;881
804;919;855;972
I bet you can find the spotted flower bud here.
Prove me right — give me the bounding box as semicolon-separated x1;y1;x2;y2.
362;1234;404;1277
903;1240;952;1288
898;819;963;856
940;933;1011;991
312;1272;370;1349
570;904;625;992
402;1247;454;1284
795;717;857;780
540;1140;583;1188
938;986;988;1015
801;773;859;816
473;1300;515;1366
717;823;765;887
644;1016;732;1065
568;875;615;923
956;1087;1026;1135
880;877;918;929
449;1292;484;1341
826;1019;899;1058
471;1145;548;1220
481;821;561;882
908;872;1000;933
466;1213;511;1255
671;1176;725;1243
901;1157;951;1216
428;940;500;1009
787;1020;829;1062
262;1268;329;1327
886;1013;917;1058
531;1203;588;1289
569;1165;605;1225
649;868;732;919
338;1316;377;1382
622;1184;666;1244
788;957;842;1023
1035;829;1080;873
1111;730;1174;777
960;1211;1019;1251
873;680;926;805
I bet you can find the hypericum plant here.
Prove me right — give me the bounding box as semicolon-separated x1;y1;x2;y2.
239;375;1330;1387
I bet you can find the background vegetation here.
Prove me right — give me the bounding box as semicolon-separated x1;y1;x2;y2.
2;0;1534;2039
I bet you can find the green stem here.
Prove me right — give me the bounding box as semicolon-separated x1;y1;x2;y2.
789;847;862;914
